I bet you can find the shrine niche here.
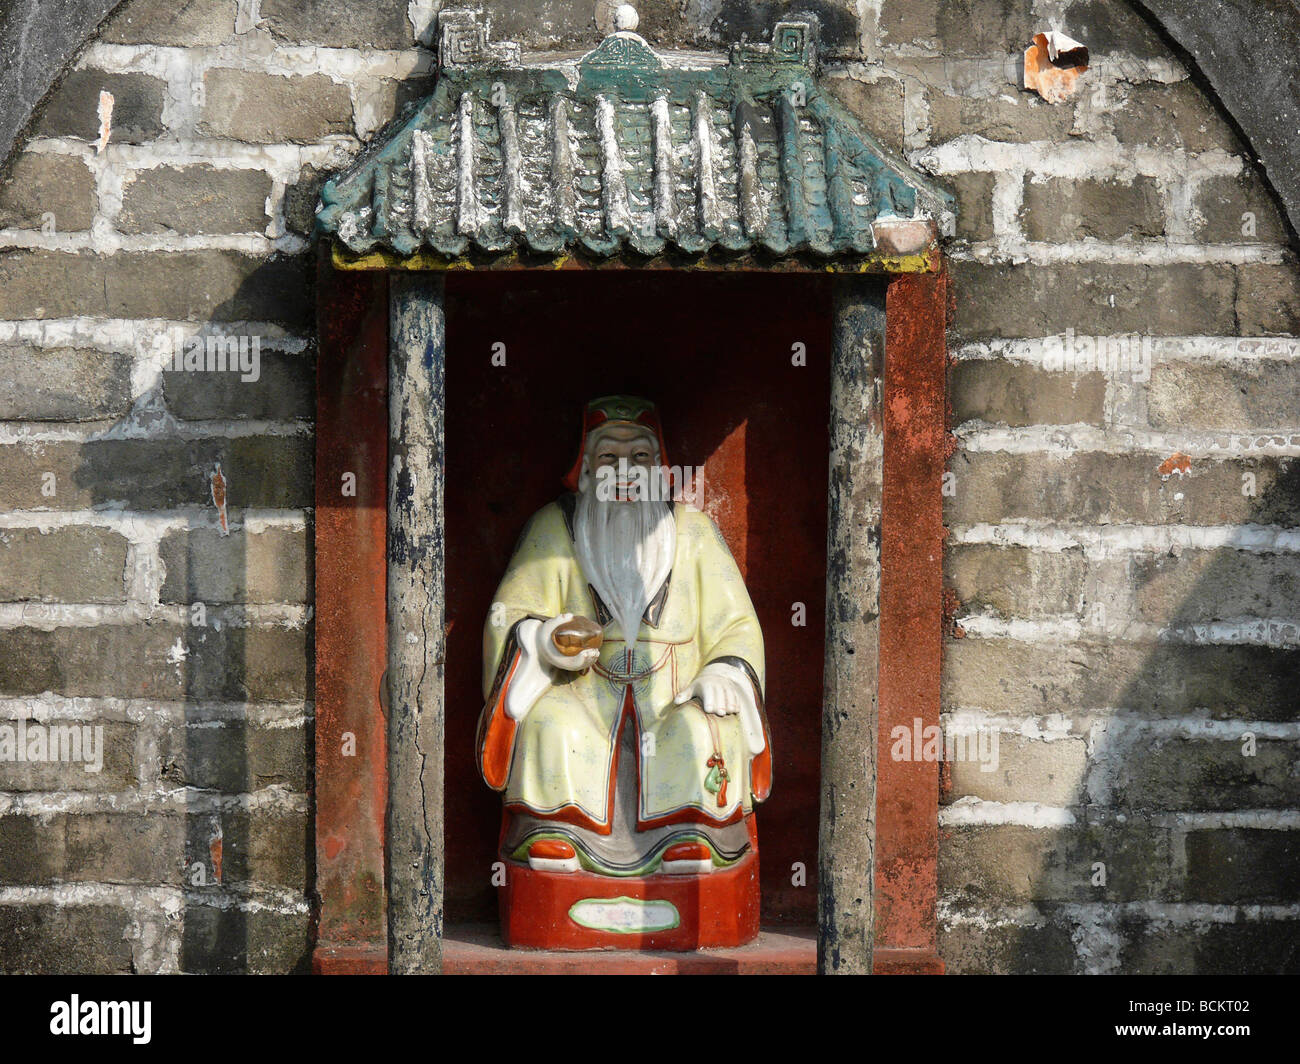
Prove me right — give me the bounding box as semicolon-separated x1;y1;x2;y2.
312;5;954;974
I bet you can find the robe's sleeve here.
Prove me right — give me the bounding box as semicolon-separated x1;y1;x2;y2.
691;512;773;803
476;506;568;790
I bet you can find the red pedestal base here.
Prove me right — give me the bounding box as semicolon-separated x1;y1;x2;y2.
500;851;761;951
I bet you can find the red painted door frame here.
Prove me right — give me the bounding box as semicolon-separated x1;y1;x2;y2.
875;271;949;975
311;252;949;974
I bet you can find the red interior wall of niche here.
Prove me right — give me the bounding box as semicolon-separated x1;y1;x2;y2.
443;271;831;927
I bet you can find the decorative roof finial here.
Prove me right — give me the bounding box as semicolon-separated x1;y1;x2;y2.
614;4;639;32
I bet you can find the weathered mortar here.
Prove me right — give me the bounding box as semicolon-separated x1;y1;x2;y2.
0;0;1294;973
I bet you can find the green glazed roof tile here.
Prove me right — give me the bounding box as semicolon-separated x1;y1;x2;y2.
317;9;955;262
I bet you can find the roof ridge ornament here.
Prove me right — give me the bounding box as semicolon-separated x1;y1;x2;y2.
439;8;520;71
733;18;820;73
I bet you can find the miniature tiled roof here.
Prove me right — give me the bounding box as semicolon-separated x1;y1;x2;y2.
317;8;955;262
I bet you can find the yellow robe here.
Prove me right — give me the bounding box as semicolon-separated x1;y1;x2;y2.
478;498;770;830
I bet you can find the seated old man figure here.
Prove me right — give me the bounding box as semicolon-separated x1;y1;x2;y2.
477;395;772;879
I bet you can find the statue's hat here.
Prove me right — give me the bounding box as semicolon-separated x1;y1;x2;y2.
562;395;670;492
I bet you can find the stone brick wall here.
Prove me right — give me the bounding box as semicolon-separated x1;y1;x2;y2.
0;0;1295;972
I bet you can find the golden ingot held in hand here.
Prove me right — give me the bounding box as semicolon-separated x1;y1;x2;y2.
551;616;604;656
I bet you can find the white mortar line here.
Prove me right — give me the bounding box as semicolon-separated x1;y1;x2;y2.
916;137;1244;181
942;708;1300;740
0;693;312;723
0;883;310;915
950;239;1287;266
0;603;311;630
941;798;1300;829
0;510;307;533
954;423;1300;456
0;419;312;443
949;522;1300;554
955;335;1300;364
956;615;1300;647
0;229;309;255
79;42;435;81
0;784;309;816
938;900;1300;924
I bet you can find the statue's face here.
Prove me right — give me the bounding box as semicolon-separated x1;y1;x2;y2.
588;425;659;501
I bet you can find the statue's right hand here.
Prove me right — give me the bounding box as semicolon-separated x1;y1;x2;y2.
540;614;601;671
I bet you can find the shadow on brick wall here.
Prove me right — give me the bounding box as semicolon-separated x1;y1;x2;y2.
941;457;1300;973
67;259;316;973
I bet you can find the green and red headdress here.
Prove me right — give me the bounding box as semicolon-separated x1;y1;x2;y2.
563;395;670;492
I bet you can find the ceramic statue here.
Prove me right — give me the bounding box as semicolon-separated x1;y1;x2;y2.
476;396;771;948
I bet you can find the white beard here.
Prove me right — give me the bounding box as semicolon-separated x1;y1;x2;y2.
573;482;676;644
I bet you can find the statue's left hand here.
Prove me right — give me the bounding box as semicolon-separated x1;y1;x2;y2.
674;674;740;716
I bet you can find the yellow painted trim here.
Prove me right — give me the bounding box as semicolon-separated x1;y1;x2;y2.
329;240;938;275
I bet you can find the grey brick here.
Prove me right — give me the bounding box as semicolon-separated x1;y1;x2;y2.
0;249;313;325
283;164;328;235
0;718;136;792
0;435;313;511
119;165;272;235
940;822;1180;904
947;544;1088;616
1021;176;1164;242
951;360;1106;426
0;526;128;602
258;0;414;49
100;0;238;46
0;152;96;231
0;345;132;421
943;638;1300;720
180;904;312;974
823;75;905;154
160;719;308;791
928;89;1075;145
211;809;310;890
1060;0;1168;60
949;170;996;242
160;527;311;604
198;71;353;144
1190;171;1291;245
1133;549;1300;623
34;71;166;143
1111;81;1243;155
0;904;135;973
1185;829;1300;903
950;260;1237;339
0;814;64;884
64;813;185;883
1118;916;1300;974
163;345;313;421
945;451;1300;526
1147;359;1300;432
880;0;1035;57
1109;736;1300;812
0;624;311;702
946;735;1088;806
1236;262;1300;335
939;916;1081;974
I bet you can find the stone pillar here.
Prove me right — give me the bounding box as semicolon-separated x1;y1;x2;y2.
386;274;447;973
819;276;885;974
